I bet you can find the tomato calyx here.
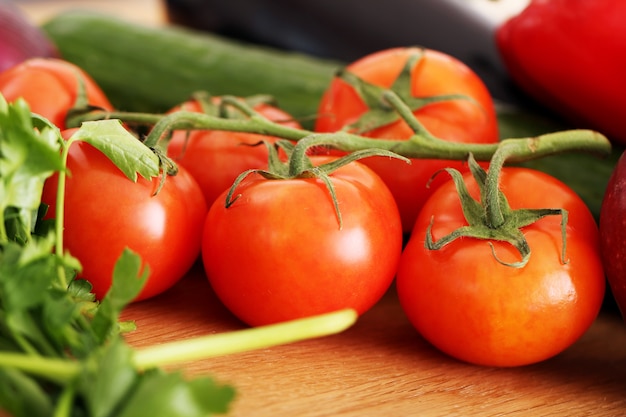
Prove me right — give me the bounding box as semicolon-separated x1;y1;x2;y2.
225;136;410;229
336;48;474;135
426;142;569;268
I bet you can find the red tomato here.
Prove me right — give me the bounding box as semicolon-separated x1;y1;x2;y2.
167;98;301;207
202;156;402;326
0;58;113;129
315;47;499;233
396;167;605;367
42;140;207;301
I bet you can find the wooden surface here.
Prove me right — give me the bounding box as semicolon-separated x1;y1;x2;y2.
16;0;167;26
121;264;626;417
16;2;626;416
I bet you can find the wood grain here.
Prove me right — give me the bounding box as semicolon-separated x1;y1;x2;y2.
122;264;626;417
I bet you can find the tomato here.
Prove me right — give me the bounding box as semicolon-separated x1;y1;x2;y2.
314;47;500;233
167;98;301;207
42;140;207;301
396;167;605;367
0;57;113;129
201;156;402;326
600;149;626;320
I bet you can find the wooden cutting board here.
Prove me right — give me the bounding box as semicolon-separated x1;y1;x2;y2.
121;265;626;417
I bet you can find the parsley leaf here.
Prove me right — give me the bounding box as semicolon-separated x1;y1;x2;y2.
70;120;160;182
0;95;63;243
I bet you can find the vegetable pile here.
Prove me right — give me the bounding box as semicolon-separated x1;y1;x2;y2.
0;8;624;416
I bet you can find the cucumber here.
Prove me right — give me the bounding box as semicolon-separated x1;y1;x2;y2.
41;11;342;123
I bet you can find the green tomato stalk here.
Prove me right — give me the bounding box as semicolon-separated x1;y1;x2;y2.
425;144;568;268
69;91;611;164
224;138;410;229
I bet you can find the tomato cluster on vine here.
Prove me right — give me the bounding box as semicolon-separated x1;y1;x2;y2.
0;49;608;368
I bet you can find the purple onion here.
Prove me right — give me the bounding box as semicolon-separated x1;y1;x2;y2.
0;1;58;72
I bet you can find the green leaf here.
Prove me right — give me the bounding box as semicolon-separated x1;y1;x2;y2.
0;242;57;312
78;336;236;417
67;279;95;303
90;248;149;343
118;369;236;417
80;337;139;417
0;98;63;179
0;96;64;242
42;287;87;354
0;236;85;357
14;229;56;266
70;120;160;181
3;207;37;245
0;367;54;417
0;244;63;356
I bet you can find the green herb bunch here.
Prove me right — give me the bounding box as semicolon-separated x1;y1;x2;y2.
0;95;235;417
0;95;356;417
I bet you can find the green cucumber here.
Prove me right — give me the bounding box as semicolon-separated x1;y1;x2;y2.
42;11;341;122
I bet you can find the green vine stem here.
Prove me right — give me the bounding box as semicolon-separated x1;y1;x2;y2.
71;95;611;164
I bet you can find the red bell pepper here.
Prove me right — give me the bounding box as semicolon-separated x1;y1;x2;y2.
496;0;626;146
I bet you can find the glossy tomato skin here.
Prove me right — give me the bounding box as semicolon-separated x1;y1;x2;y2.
315;47;499;233
0;58;113;129
202;156;402;326
167;98;301;207
396;168;605;367
600;150;626;320
42;140;207;301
